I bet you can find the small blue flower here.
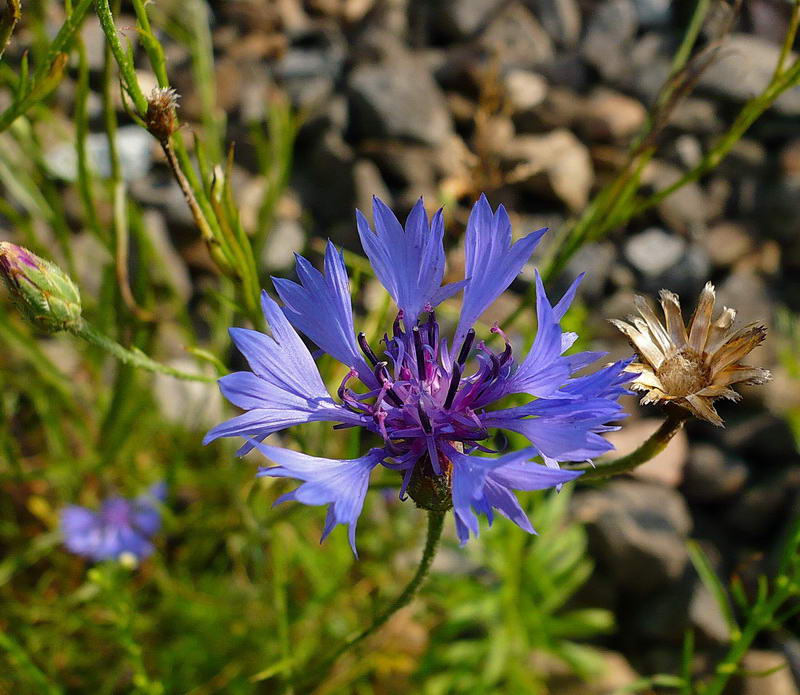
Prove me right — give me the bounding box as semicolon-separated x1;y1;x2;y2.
60;483;165;563
207;195;633;552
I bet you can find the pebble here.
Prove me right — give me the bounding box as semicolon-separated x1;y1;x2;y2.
624;228;686;277
577;87;647;141
699;34;800;115
502;69;548;114
348;53;453;145
683;443;749;502
581;0;638;83
704;222;754;268
573;480;692;593
502;129;594;211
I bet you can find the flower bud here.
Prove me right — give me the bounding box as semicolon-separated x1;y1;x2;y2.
0;242;82;332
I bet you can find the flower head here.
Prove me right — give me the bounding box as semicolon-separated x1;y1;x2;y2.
60;483;166;563
612;282;771;426
0;242;82;332
145;87;180;141
207;195;632;552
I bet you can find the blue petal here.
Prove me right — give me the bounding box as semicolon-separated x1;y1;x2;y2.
357;197;463;324
453;194;546;352
60;506;102;557
553;272;584;320
448;447;582;544
273;242;372;381
203;405;365;445
205;292;367;446
506;271;571;397
253;442;384;556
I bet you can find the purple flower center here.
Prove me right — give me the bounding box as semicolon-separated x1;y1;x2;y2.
337;309;515;477
101;498;132;526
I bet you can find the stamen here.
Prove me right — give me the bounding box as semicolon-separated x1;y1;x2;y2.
336;369;364;412
393;310;405;338
374;361;403;407
491;323;513;365
443;362;462;409
412;326;426;381
417;403;432;433
426;310;437;346
357;332;379;366
457;328;475;367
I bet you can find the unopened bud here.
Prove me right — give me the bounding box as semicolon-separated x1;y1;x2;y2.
145;87;179;141
0;242;82;332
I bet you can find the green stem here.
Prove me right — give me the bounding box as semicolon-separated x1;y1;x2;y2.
70;320;216;383
299;510;446;688
0;0;93;133
0;0;21;62
95;0;147;113
566;411;688;481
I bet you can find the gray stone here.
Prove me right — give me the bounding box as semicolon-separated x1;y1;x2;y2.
479;4;554;70
501;129;593;211
624;228;686;277
704;222;755;268
630;32;673;103
573;480;692;593
642;160;710;232
739;651;800;695
683;444;749;502
432;0;489;40
700;34;800;115
276;26;347;109
632;0;671;27
726;469;800;539
690;581;731;643
528;0;581;47
576;88;647;141
716;271;772;327
669;98;724;134
45;125;153;183
503;69;548;114
581;0;638;83
565;242;616;299
348;55;453;145
261;217;306;271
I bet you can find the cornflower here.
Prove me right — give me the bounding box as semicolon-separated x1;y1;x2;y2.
206;195;632;553
60;483;165;563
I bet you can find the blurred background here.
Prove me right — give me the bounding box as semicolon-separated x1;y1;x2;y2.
0;0;799;693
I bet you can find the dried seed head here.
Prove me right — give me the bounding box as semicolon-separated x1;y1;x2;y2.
145;87;180;141
0;242;82;332
612;282;771;426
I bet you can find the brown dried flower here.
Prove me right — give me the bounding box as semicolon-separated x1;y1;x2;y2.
145;87;180;142
612;283;771;426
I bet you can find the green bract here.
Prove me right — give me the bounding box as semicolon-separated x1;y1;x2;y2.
0;242;82;332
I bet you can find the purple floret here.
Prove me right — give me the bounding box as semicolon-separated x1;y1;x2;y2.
206;194;634;553
60;483;165;562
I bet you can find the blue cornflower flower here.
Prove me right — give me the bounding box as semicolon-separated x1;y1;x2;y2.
60;483;165;563
206;195;632;552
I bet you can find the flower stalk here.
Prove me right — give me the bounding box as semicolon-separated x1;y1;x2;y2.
299;509;446;688
565;409;689;480
71;320;216;383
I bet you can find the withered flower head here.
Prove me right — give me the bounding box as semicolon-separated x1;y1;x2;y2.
612;282;771;426
145;87;180;142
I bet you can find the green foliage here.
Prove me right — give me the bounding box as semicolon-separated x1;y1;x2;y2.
417;487;614;695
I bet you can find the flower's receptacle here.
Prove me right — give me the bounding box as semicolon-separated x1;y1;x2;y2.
406;455;453;512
